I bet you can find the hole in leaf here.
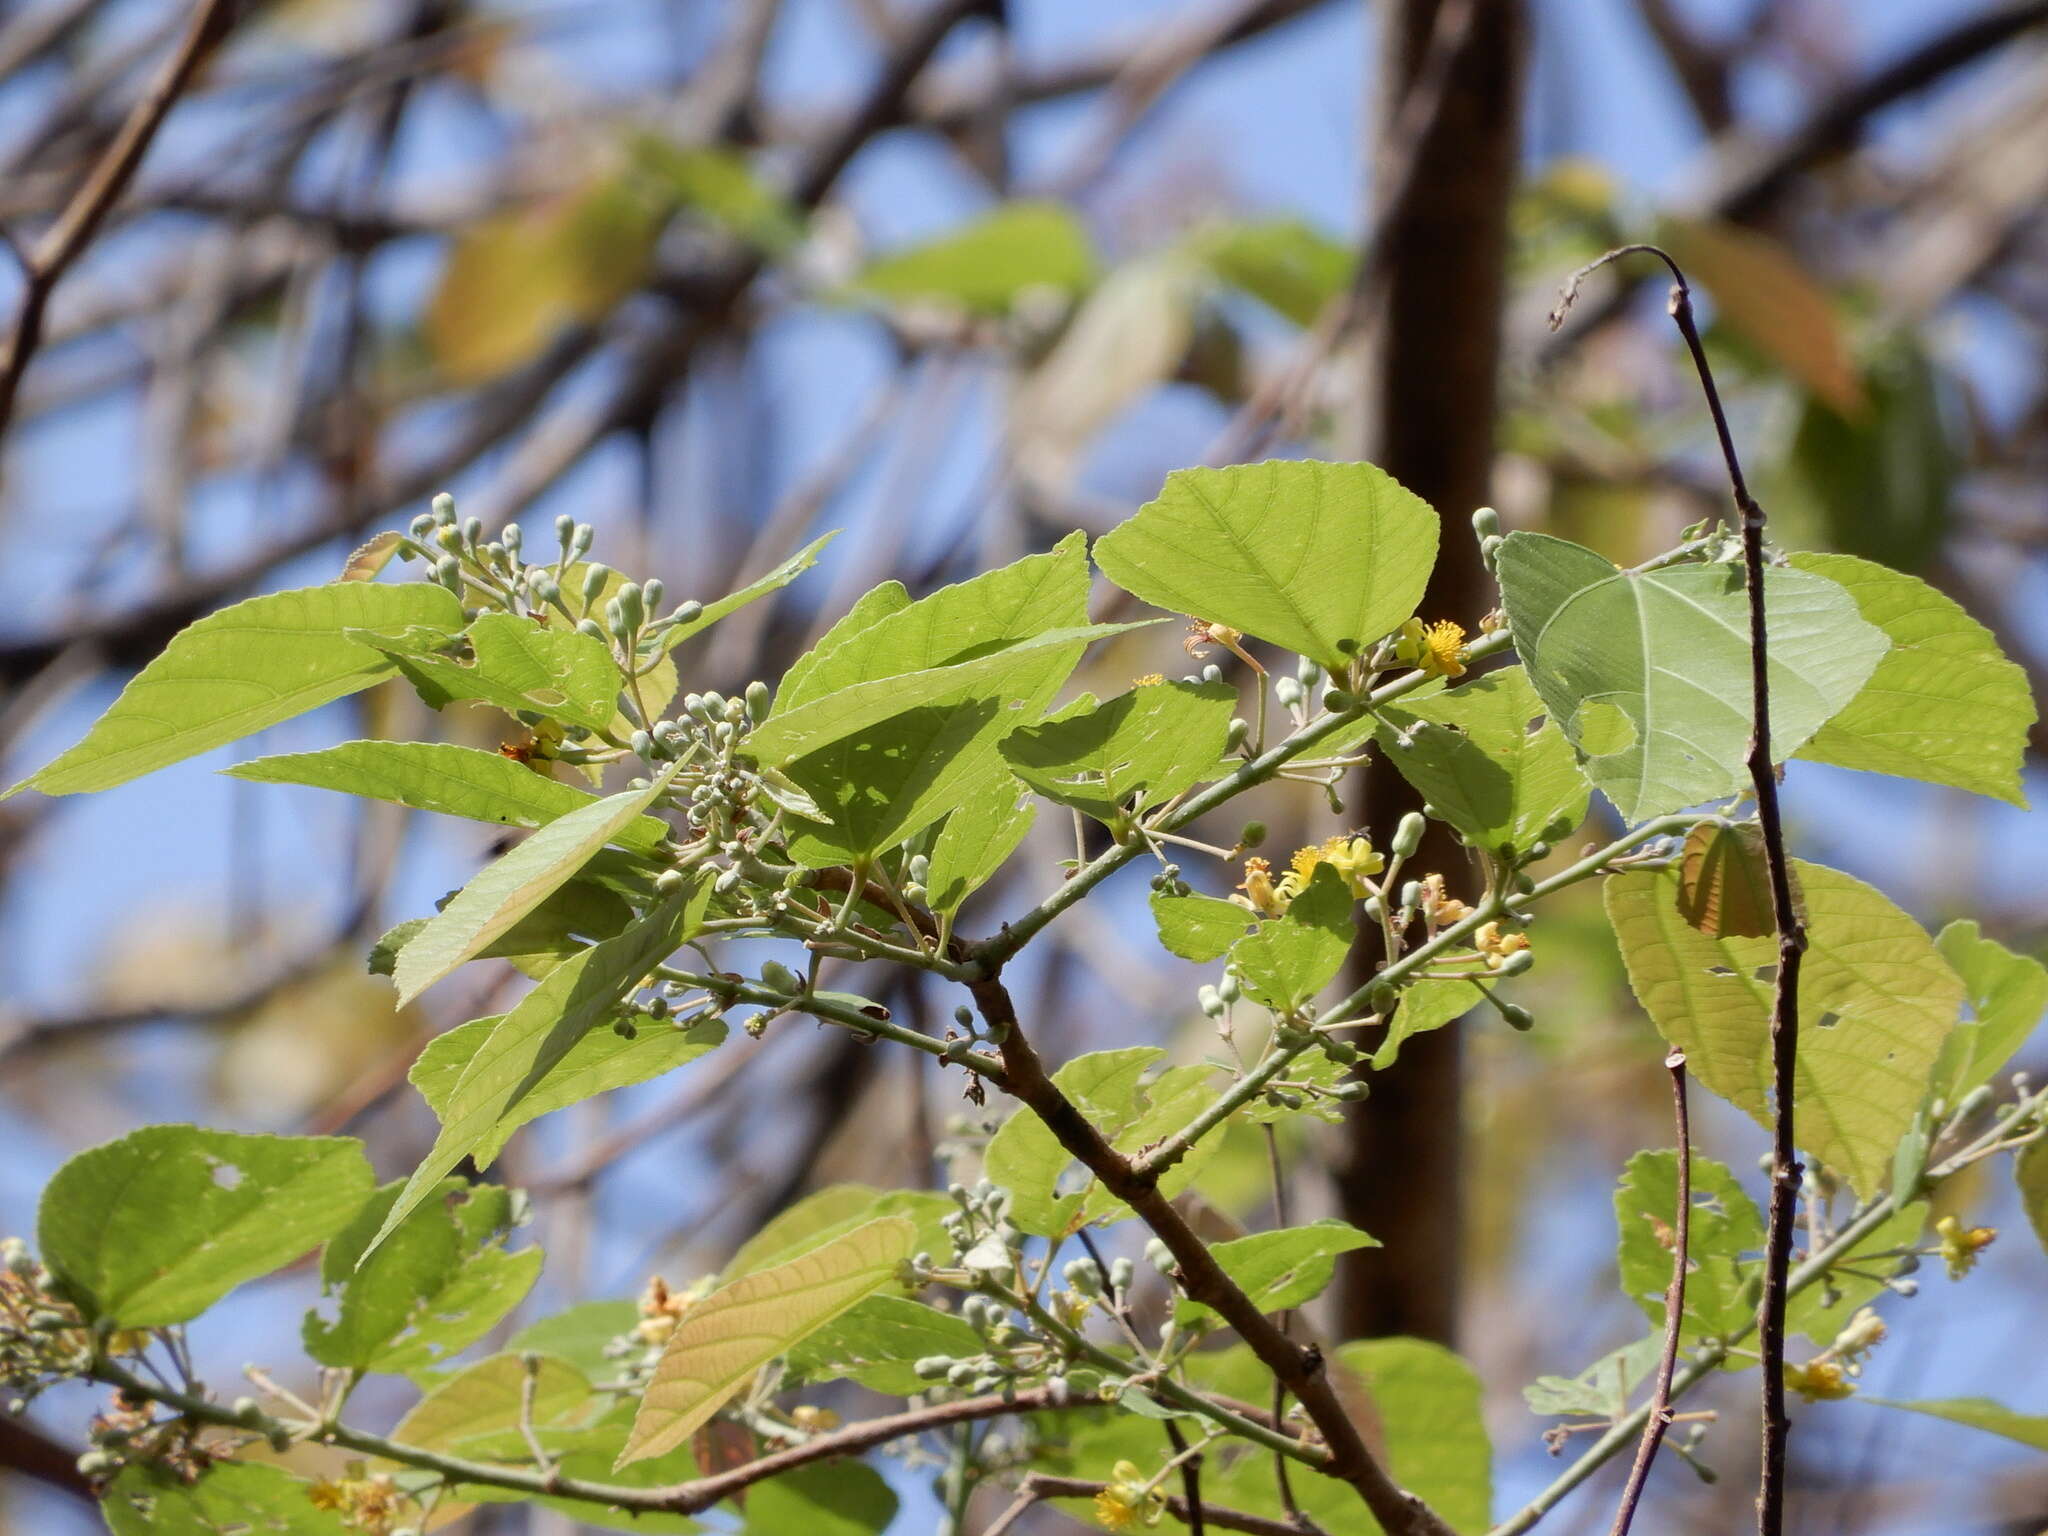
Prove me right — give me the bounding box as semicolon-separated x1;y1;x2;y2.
1816;1011;1841;1029
1706;965;1737;977
1524;715;1549;737
209;1161;244;1191
1752;964;1778;984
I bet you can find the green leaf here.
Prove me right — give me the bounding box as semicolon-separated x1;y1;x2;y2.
1150;891;1257;962
392;762;681;1003
1174;1219;1377;1331
102;1461;349;1536
1370;977;1485;1070
854;201;1094;314
745;1462;898;1536
366;611;626;734
412;1013;724;1166
391;1351;600;1457
1861;1397;2048;1453
371;888;705;1255
1605;862;1962;1195
1786;1198;1924;1345
784;1294;981;1394
9;582;463;799
1093;459;1439;673
1327;1340;1492;1535
985;1049;1224;1236
1000;680;1236;822
777;579;910;705
744;623;1152;770
1931;920;2047;1102
1374;665;1588;855
38;1127;373;1327
304;1179;540;1374
227;741;668;850
1789;553;2033;806
633;137;804;255
1524;1335;1664;1419
724;1186;954;1281
617;1216;918;1467
1614;1149;1763;1346
507;1300;639;1381
924;770;1035;916
663;533;836;650
1193;217;1348;327
1496;533;1888;821
1233;863;1355;1013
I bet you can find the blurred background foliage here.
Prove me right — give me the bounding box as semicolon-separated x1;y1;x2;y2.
0;0;2046;1531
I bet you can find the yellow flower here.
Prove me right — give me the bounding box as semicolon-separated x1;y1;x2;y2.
1183;620;1243;659
307;1480;349;1513
1093;1462;1164;1530
1395;618;1468;679
791;1404;841;1432
1936;1215;1996;1279
1281;835;1384;902
1831;1306;1887;1365
1784;1359;1854;1402
1474;921;1530;968
1234;857;1290;918
1418;873;1471;927
1132;673;1166;687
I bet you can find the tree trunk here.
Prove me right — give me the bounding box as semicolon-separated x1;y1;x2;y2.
1333;0;1525;1347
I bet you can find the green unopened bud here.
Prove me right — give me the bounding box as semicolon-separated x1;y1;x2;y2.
501;524;522;559
1217;970;1240;1003
641;577;664;615
569;522;594;560
1362;896;1384;923
1322;1038;1360;1066
1274;675;1303;709
746;679;772;719
714;868;742;894
1239;820;1268;850
1392;811;1426;859
1496;948;1535;977
604;597;630;640
1399;880;1422;913
670;599;704;625
1110;1257;1135;1293
528;570;560;606
629;729;654;759
1197;985;1224;1018
615;582;646;633
554;512;575;545
1480;533;1504;563
461;515;483;547
1368;979;1399;1014
1225;717;1251;751
914;1356;954;1381
1471;506;1502;541
433;554;462;592
581;563;611;608
1323;688;1356;712
409;512;436;541
431;491;457;524
1144;1238;1176;1273
1497;1001;1535;1031
759;959;801;994
1328;1079;1367;1102
1265;1089;1304;1111
232;1397;265;1427
576;617;607;643
1526;840;1551;861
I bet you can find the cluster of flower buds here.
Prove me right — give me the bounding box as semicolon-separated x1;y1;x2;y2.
1;1238;112;1410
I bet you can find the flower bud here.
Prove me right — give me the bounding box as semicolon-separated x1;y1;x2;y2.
1225;717;1250;751
1274;675;1303;709
1332;1079;1370;1102
1144;1239;1176;1273
1197;985;1224;1018
746;679;772;720
615;581;646;633
528;570;560;606
1217;970;1240;1003
1323;688;1356;712
1496;948;1535;977
1368;979;1399;1015
1498;1002;1535;1031
581;563;611;608
409;512;436;541
1110;1257;1135;1294
1471;505;1502;541
1392;811;1426;859
1322;1038;1360;1066
1239;820;1267;850
641;577;665;615
433;554;462;592
555;512;575;545
914;1356;954;1381
569;522;594;560
576;617;607;643
670;599;704;625
1201;663;1222;684
431;491;457;524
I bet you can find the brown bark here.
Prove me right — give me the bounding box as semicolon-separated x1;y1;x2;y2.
1334;0;1525;1346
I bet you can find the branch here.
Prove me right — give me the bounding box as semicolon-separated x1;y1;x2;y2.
999;1473;1312;1536
968;975;1452;1536
0;0;240;438
1606;1050;1690;1536
1555;243;1805;1536
91;1358;1067;1517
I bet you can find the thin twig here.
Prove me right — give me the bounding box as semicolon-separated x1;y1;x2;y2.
1553;242;1807;1536
0;0;239;438
1606;1050;1691;1536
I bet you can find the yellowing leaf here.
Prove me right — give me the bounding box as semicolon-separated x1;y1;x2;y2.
1676;821;1788;938
1660;215;1864;416
617;1216;916;1467
1606;862;1961;1196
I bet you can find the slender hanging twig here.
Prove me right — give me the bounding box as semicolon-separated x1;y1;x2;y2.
1607;1049;1691;1536
1552;244;1807;1536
